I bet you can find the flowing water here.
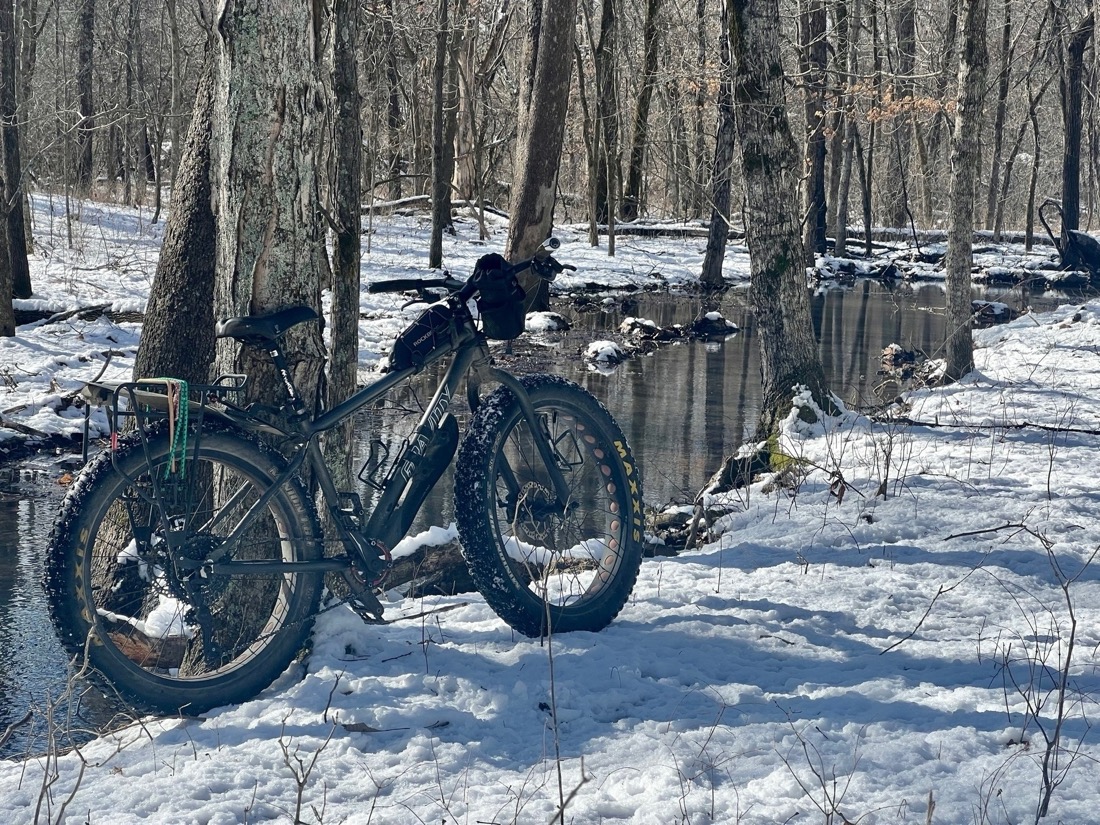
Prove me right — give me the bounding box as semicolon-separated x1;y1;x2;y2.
0;278;1083;754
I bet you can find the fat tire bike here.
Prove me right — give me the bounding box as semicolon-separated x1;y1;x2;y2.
44;241;645;715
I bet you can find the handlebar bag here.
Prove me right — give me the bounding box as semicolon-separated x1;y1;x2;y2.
473;253;526;340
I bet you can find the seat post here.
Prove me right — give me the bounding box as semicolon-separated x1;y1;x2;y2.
266;343;311;423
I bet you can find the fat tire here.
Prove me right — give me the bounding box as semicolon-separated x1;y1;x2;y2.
454;374;644;636
45;425;323;715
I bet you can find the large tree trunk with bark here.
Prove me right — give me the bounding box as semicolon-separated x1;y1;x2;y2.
943;0;989;382
505;0;578;308
132;62;216;384
729;0;832;438
211;0;328;415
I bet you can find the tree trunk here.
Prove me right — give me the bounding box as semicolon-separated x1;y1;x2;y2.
621;0;661;222
132;61;216;384
943;0;989;382
983;0;1012;231
798;0;827;259
729;0;832;437
593;0;619;229
505;0;578;306
1;0;31;299
429;0;453;268
573;40;599;247
700;0;734;291
1058;12;1094;232
0;191;10;334
381;0;404;201
882;0;915;228
211;0;328;416
325;0;363;492
75;0;95;192
833;0;861;256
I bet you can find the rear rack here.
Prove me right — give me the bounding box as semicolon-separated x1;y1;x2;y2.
80;375;248;465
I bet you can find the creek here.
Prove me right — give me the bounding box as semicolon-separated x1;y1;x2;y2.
0;278;1083;755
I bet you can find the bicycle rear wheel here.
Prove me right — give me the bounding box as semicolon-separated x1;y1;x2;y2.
46;426;323;714
454;374;644;636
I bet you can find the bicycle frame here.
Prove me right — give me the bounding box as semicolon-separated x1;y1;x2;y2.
197;303;575;581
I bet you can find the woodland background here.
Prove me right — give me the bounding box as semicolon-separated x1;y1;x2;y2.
1;0;1096;256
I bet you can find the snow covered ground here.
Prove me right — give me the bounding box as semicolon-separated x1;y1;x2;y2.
2;199;1100;823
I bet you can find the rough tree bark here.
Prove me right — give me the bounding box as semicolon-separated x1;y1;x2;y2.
882;0;915;228
211;0;328;414
729;0;832;438
325;0;363;491
943;0;989;382
505;0;578;309
132;61;216;384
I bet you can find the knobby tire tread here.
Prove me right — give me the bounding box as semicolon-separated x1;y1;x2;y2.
454;374;644;637
45;424;323;715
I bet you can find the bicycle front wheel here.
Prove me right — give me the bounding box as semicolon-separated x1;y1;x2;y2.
46;426;324;715
454;374;644;636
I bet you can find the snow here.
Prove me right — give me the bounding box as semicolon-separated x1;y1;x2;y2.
3;198;1100;823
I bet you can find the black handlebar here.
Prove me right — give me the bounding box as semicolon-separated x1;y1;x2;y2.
367;276;465;295
366;240;576;303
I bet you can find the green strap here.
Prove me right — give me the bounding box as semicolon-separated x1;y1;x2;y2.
152;378;189;479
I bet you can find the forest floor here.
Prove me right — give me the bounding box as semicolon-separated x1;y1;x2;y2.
3;197;1100;824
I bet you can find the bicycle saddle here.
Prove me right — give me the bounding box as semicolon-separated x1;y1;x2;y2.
215;305;319;344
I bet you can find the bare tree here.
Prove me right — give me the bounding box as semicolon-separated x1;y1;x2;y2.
621;0;661;222
1054;7;1093;231
798;0;827;259
505;0;578;294
882;0;915;229
984;0;1014;231
832;0;861;256
212;0;329;415
944;0;990;382
700;0;735;291
325;0;363;489
1;0;30;299
429;0;455;269
132;61;216;384
729;0;832;436
593;0;620;237
75;0;95;191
